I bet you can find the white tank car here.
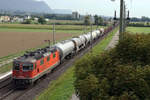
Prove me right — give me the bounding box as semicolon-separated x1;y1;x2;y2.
91;30;98;40
78;35;87;47
100;28;105;36
71;37;83;52
82;34;89;45
54;40;75;60
94;30;101;37
85;32;92;44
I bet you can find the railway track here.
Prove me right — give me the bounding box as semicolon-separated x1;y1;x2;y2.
0;26;117;100
0;77;14;100
0;77;12;90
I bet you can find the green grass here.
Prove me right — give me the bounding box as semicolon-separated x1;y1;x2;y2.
1;19;83;25
0;24;100;31
47;20;83;25
0;63;12;74
36;27;118;100
36;66;75;100
0;24;104;35
0;28;85;34
127;27;150;34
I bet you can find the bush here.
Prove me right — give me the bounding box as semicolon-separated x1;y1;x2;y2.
22;19;32;24
74;33;150;100
38;17;46;24
115;33;150;66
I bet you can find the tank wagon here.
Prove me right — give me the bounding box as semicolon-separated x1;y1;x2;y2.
54;40;75;60
12;26;117;86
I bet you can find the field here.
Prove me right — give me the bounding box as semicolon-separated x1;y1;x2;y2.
0;24;101;58
0;24;98;31
0;31;73;57
47;20;83;25
127;27;150;34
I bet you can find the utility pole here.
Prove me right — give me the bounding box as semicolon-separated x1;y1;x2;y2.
127;10;130;24
114;10;117;20
84;25;86;34
123;1;126;33
53;22;55;45
111;0;128;40
44;40;51;47
119;0;124;40
113;10;117;26
90;23;93;52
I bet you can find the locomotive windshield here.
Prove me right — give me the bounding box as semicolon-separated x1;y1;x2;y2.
23;63;33;71
13;62;20;70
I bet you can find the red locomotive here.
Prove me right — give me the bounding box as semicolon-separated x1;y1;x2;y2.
13;47;60;85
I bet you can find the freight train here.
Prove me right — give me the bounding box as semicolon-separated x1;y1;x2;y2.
12;25;117;86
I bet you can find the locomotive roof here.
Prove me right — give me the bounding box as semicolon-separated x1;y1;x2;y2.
14;46;57;63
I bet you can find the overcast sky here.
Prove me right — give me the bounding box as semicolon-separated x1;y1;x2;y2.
40;0;149;18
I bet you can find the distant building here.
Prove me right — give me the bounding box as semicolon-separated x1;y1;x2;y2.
24;15;31;20
87;15;94;23
0;16;11;22
45;18;49;22
34;17;39;21
11;16;24;23
17;18;24;23
72;12;80;19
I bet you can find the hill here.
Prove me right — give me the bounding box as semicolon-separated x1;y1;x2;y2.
0;0;52;13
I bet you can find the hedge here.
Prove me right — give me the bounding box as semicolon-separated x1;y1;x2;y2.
74;32;150;100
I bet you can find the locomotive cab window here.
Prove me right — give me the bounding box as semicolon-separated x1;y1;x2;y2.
23;63;33;71
13;63;20;70
53;53;56;58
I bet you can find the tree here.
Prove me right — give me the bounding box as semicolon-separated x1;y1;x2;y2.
23;19;32;24
84;15;91;26
74;33;150;100
141;16;150;22
98;16;103;25
38;17;46;24
94;15;99;25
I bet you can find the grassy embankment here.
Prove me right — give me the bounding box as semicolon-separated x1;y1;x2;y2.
0;24;98;32
47;20;83;25
36;27;118;100
127;27;150;34
0;24;104;74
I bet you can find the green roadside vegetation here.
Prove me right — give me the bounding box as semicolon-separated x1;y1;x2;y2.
0;28;84;33
2;19;84;25
0;24;99;31
47;20;83;25
74;31;150;99
0;63;12;74
127;27;150;34
36;27;118;100
128;22;150;27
